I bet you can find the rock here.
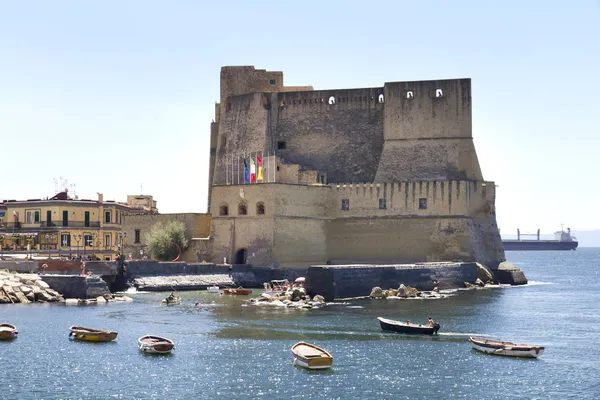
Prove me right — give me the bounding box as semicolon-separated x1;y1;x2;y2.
312;295;325;302
35;290;57;302
405;287;421;297
35;280;50;289
370;287;384;298
25;292;35;302
14;291;30;304
475;278;485;287
96;296;107;304
476;263;495;284
492;261;528;285
2;285;15;297
20;286;33;295
65;298;79;306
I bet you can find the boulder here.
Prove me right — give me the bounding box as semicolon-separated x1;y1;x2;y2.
65;298;79;306
475;278;485;287
15;291;30;304
370;287;384;298
397;284;407;297
0;290;13;303
25;292;35;302
96;296;107;304
492;261;528;285
35;290;57;302
312;295;325;303
20;286;33;295
35;280;50;289
475;263;495;283
405;287;421;297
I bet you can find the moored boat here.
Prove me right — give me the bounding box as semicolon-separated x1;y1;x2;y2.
469;336;544;358
69;326;118;342
0;323;18;340
161;296;182;305
138;335;175;354
291;342;333;370
377;317;440;335
223;287;252;295
263;279;290;296
207;285;220;294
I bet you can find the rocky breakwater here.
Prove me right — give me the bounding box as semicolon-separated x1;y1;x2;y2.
367;284;446;300
246;287;326;309
64;293;133;306
0;270;64;304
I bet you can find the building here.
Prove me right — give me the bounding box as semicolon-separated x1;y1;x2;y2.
0;191;153;260
204;66;506;269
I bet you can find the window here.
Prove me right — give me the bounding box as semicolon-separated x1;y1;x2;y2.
277;141;286;150
379;199;387;209
46;210;52;226
419;198;428;209
378;94;384;103
219;204;229;216
62;210;68;226
26;210;40;224
256;202;265;215
135;229;141;244
105;234;111;249
269;79;276;84
84;234;93;247
406;91;414;99
105;210;111;223
84;211;90;227
341;199;350;211
328;96;335;105
435;89;444;98
238;203;247;215
61;233;71;247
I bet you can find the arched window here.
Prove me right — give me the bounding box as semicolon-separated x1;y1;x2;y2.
406;91;414;99
256;202;265;215
328;96;335;105
378;94;384;103
435;89;444;98
219;204;229;216
238;203;247;215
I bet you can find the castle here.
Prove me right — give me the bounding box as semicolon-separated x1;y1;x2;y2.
204;66;505;269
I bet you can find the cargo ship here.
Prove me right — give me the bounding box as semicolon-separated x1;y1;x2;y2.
502;227;578;251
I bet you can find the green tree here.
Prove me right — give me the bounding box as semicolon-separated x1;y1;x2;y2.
144;220;189;261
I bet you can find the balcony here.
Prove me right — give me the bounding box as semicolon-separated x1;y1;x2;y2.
0;221;101;231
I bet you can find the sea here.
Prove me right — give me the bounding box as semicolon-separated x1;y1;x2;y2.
1;248;599;400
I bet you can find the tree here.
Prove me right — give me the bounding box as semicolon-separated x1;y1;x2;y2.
144;220;189;261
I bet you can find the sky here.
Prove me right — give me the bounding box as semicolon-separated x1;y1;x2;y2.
1;0;599;234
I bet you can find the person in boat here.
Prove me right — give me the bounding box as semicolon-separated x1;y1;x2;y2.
433;280;440;292
427;317;435;327
166;291;175;301
406;320;411;325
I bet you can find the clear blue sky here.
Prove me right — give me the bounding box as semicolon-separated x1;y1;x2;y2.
1;0;599;234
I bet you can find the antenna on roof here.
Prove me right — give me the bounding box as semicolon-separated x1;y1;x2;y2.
53;178;58;194
140;183;143;194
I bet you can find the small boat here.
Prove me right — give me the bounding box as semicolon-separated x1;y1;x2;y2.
263;279;290;296
69;326;118;342
161;296;182;305
377;317;440;335
469;336;545;358
223;287;252;295
0;323;18;340
291;342;333;370
207;285;220;293
138;335;175;354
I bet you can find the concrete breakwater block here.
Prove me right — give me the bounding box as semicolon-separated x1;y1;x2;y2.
305;262;479;301
133;274;235;291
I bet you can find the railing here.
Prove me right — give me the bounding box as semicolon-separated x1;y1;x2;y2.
0;221;102;230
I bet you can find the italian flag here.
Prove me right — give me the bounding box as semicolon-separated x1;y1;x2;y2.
13;210;18;220
257;155;263;181
250;156;256;183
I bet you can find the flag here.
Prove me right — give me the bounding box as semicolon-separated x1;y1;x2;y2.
243;158;250;184
257;155;263;181
250;156;256;183
13;210;18;219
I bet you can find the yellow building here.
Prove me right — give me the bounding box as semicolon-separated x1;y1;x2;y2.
0;191;153;260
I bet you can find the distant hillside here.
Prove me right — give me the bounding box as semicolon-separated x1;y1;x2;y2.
501;230;600;248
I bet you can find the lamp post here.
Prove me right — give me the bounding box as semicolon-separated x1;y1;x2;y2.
74;234;82;258
118;231;127;257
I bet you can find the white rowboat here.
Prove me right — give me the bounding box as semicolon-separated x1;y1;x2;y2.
291;342;333;370
469;336;544;358
138;335;175;354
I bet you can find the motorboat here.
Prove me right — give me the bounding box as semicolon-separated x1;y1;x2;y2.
377;317;440;335
161;296;181;305
0;323;18;340
291;342;333;370
69;326;118;342
223;287;252;295
263;279;290;296
469;336;545;358
138;335;175;354
207;285;220;294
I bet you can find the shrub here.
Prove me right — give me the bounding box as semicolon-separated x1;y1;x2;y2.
144;220;189;261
